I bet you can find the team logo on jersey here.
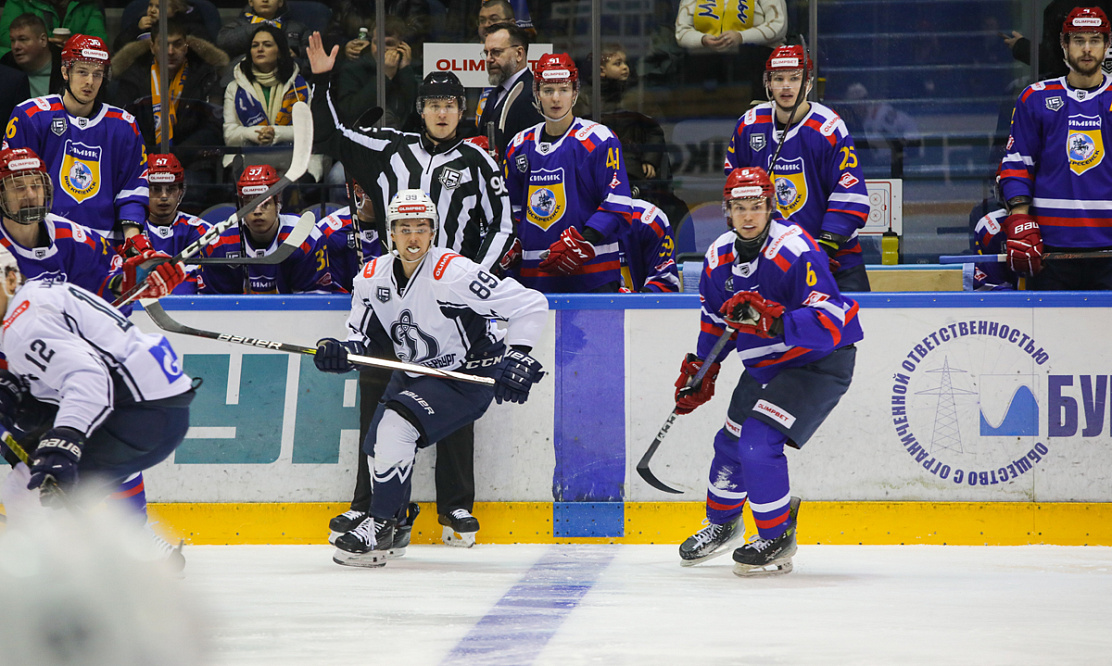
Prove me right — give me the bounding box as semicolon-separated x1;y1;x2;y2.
771;157;807;218
439;167;462;189
515;152;529;173
50;117;66;136
526;168;566;230
59;140;101;203
33;248;47;259
377;286;391;303
1046;97;1063;111
1078;90;1087;101
838;172;860;189
390;309;439;363
749;134;766;151
151;224;173;238
1067;114;1104;175
148;338;183;383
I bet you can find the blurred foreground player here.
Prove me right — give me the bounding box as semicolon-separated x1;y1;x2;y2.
0;280;195;525
314;189;548;568
675;167;861;576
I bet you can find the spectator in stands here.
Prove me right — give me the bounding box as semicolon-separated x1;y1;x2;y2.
223;25;322;183
477;22;543;157
113;19;226;212
1;14;62;98
322;0;430;58
0;0;107;58
1002;0;1112;80
114;0;212;51
328;16;418;131
218;0;309;62
477;0;515;40
4;265;22;295
673;0;787;93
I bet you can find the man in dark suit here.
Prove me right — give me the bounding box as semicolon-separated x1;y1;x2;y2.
477;22;542;157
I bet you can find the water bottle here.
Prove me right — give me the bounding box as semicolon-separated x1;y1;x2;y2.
881;230;899;266
358;27;369;41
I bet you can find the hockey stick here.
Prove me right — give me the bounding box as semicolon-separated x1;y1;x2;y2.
112;101;314;307
0;424;71;506
939;249;1112;264
636;327;735;494
188;211;315;265
498;80;524;134
141;301;497;386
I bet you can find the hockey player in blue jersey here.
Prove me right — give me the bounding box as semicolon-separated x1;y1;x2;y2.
313;189;549;568
675;167;862;576
725;45;871;292
3;35;148;243
0;147;185;302
144;154;212;294
503;52;634;293
621;198;679;292
201;165;337;294
319;179;381;292
999;6;1112;290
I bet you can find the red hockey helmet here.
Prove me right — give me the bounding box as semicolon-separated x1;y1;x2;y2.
61;34;111;70
1063;7;1111;35
724;166;775;203
0;147;53;225
237;164;279;200
765;45;813;76
148;154;185;185
534;53;579;89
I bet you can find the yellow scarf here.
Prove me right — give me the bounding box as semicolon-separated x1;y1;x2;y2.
151;60;187;144
692;0;755;36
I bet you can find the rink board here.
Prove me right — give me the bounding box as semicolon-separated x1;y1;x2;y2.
5;291;1112;544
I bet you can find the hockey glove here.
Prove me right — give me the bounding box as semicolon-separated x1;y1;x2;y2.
0;369;25;426
494;348;545;404
314;338;364;373
538;227;596;275
816;231;846;273
120;233;153;258
27;426;84;491
720;291;785;338
498;237;523;273
1004;213;1044;275
674;353;721;415
119;249;187;299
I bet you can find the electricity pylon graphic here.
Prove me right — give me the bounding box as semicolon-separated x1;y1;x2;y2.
916;357;976;454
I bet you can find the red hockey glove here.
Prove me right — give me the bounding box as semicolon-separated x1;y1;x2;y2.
674;353;721;415
120;233;153;258
120;249;187;299
538;227;596;275
499;237;523;273
1004;213;1043;275
720;291;785;338
463;135;491;154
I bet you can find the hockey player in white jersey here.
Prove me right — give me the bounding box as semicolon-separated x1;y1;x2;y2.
0;280;196;517
313;189;549;568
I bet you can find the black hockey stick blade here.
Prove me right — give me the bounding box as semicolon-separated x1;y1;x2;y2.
636;327;735;494
354;105;384;132
141;302;497;386
190;211;315;265
113;101;314;307
636;412;684;494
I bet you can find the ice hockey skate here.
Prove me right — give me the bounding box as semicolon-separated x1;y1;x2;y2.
679;516;744;566
391;503;421;557
439;508;479;547
333;516;397;568
327;509;367;545
732;496;801;577
143;523;186;573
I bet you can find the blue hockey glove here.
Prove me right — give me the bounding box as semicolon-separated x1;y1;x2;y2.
314;338;364;373
27;426;84;491
494;349;545;404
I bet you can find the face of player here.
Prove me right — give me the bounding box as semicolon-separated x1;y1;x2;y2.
538;81;575;119
9;26;48;69
478;5;513;40
5;269;18;294
768;69;805;111
251;32;280;73
149;183;184;224
484;30;523;87
64;61;106;105
242;197;279;240
726;198;772;241
350;183;373;223
250;0;280;20
1064;33;1107;77
601;52;629;81
393;218;434;263
152;32;189;73
422;98;461;142
1;173;47;220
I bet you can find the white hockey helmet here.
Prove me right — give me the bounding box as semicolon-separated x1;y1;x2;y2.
386;189;438;253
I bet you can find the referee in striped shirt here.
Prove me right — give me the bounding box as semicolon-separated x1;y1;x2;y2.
307;31;516;546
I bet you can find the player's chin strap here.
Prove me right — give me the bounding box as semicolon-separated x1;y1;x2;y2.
732;211;774;263
535;91;579;124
